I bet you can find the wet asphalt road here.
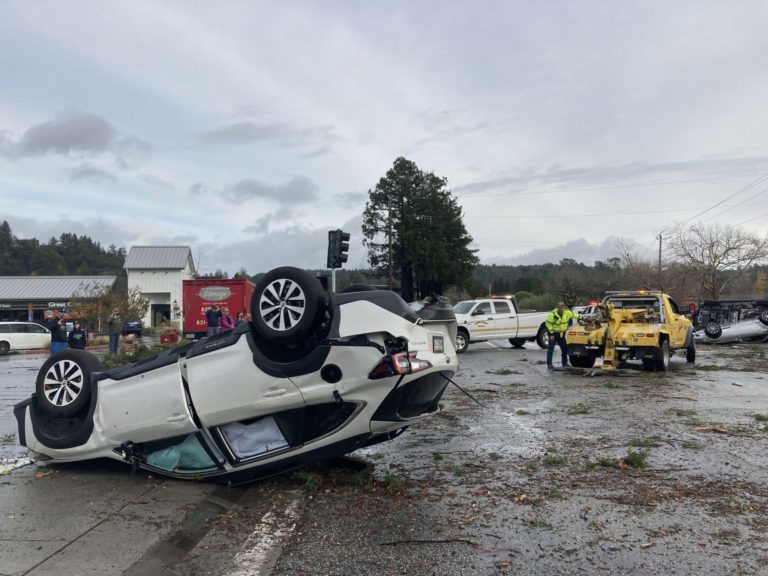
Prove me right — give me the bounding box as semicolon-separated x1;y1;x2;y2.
1;342;767;575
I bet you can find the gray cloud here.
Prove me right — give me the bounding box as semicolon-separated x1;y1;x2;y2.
69;164;117;182
199;214;366;275
456;156;768;197
490;236;626;266
221;176;319;205
188;182;212;198
139;174;173;190
198;120;340;148
334;191;367;205
0;111;151;163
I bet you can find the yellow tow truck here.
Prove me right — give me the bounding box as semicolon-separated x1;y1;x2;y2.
566;290;695;371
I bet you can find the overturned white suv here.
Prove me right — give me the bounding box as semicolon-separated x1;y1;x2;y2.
15;267;458;483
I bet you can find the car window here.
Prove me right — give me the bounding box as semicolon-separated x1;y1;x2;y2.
667;298;681;314
493;301;511;314
140;434;221;473
453;302;475;315
473;302;492;315
28;323;48;334
14;324;30;333
0;324;10;333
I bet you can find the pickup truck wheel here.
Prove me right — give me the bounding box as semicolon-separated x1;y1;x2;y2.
704;321;722;339
509;338;526;348
35;350;101;417
653;339;670;372
251;267;323;344
535;326;549;349
686;341;696;363
0;341;9;355
759;310;768;326
455;330;469;354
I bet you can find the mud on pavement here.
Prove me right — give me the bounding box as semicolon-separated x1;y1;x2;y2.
267;342;768;576
2;343;767;575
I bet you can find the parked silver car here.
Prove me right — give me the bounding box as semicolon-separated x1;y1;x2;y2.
15;267;458;483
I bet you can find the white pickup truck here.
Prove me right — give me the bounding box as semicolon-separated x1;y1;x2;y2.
452;297;550;353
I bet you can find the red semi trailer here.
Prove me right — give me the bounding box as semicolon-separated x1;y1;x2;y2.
182;278;255;339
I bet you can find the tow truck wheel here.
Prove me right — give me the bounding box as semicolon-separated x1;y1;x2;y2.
509;338;526;348
653;340;670;372
535;326;549;349
455;330;469;354
686;341;696;363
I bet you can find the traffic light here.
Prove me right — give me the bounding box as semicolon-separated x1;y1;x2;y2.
326;229;351;269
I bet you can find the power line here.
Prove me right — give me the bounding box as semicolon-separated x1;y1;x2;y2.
674;171;768;229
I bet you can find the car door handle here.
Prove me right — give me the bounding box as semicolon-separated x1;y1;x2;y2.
263;388;288;398
486;317;493;320
166;415;188;423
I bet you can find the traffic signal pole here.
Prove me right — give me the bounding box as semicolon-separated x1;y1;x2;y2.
326;228;350;292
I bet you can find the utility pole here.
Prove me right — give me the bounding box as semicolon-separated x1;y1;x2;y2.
387;195;393;290
658;233;663;291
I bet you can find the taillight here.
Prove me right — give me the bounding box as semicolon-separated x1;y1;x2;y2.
369;352;433;379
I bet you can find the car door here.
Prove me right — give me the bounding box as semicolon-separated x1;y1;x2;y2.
666;297;688;347
491;300;517;337
467;301;495;338
27;323;50;349
11;323;32;350
184;335;306;428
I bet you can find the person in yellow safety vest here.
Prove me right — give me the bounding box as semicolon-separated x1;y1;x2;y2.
545;302;580;369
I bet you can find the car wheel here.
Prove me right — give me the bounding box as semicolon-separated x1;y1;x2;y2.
0;340;9;355
569;354;596;368
704;321;722;339
686;341;696;363
759;310;768;326
509;338;526;348
35;349;102;417
536;326;549;349
251;267;323;344
455;330;469;354
653;339;670;372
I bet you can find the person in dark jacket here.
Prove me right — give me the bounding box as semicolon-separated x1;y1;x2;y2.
48;310;68;356
107;309;122;354
205;305;222;336
68;320;87;350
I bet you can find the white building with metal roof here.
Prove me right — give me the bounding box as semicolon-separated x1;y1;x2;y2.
0;276;117;323
124;246;196;328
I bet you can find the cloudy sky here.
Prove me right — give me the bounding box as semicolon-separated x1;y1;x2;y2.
2;1;768;275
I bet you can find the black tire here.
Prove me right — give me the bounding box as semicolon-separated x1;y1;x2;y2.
455;330;469;354
569;354;596;368
0;340;9;355
509;338;526;348
642;359;654;371
251;267;323;345
653;339;670;372
704;321;722;339
686;341;696;363
536;326;549;349
759;310;768;326
340;284;378;293
35;349;102;417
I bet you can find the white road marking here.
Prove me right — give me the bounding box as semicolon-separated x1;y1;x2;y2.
227;490;302;576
